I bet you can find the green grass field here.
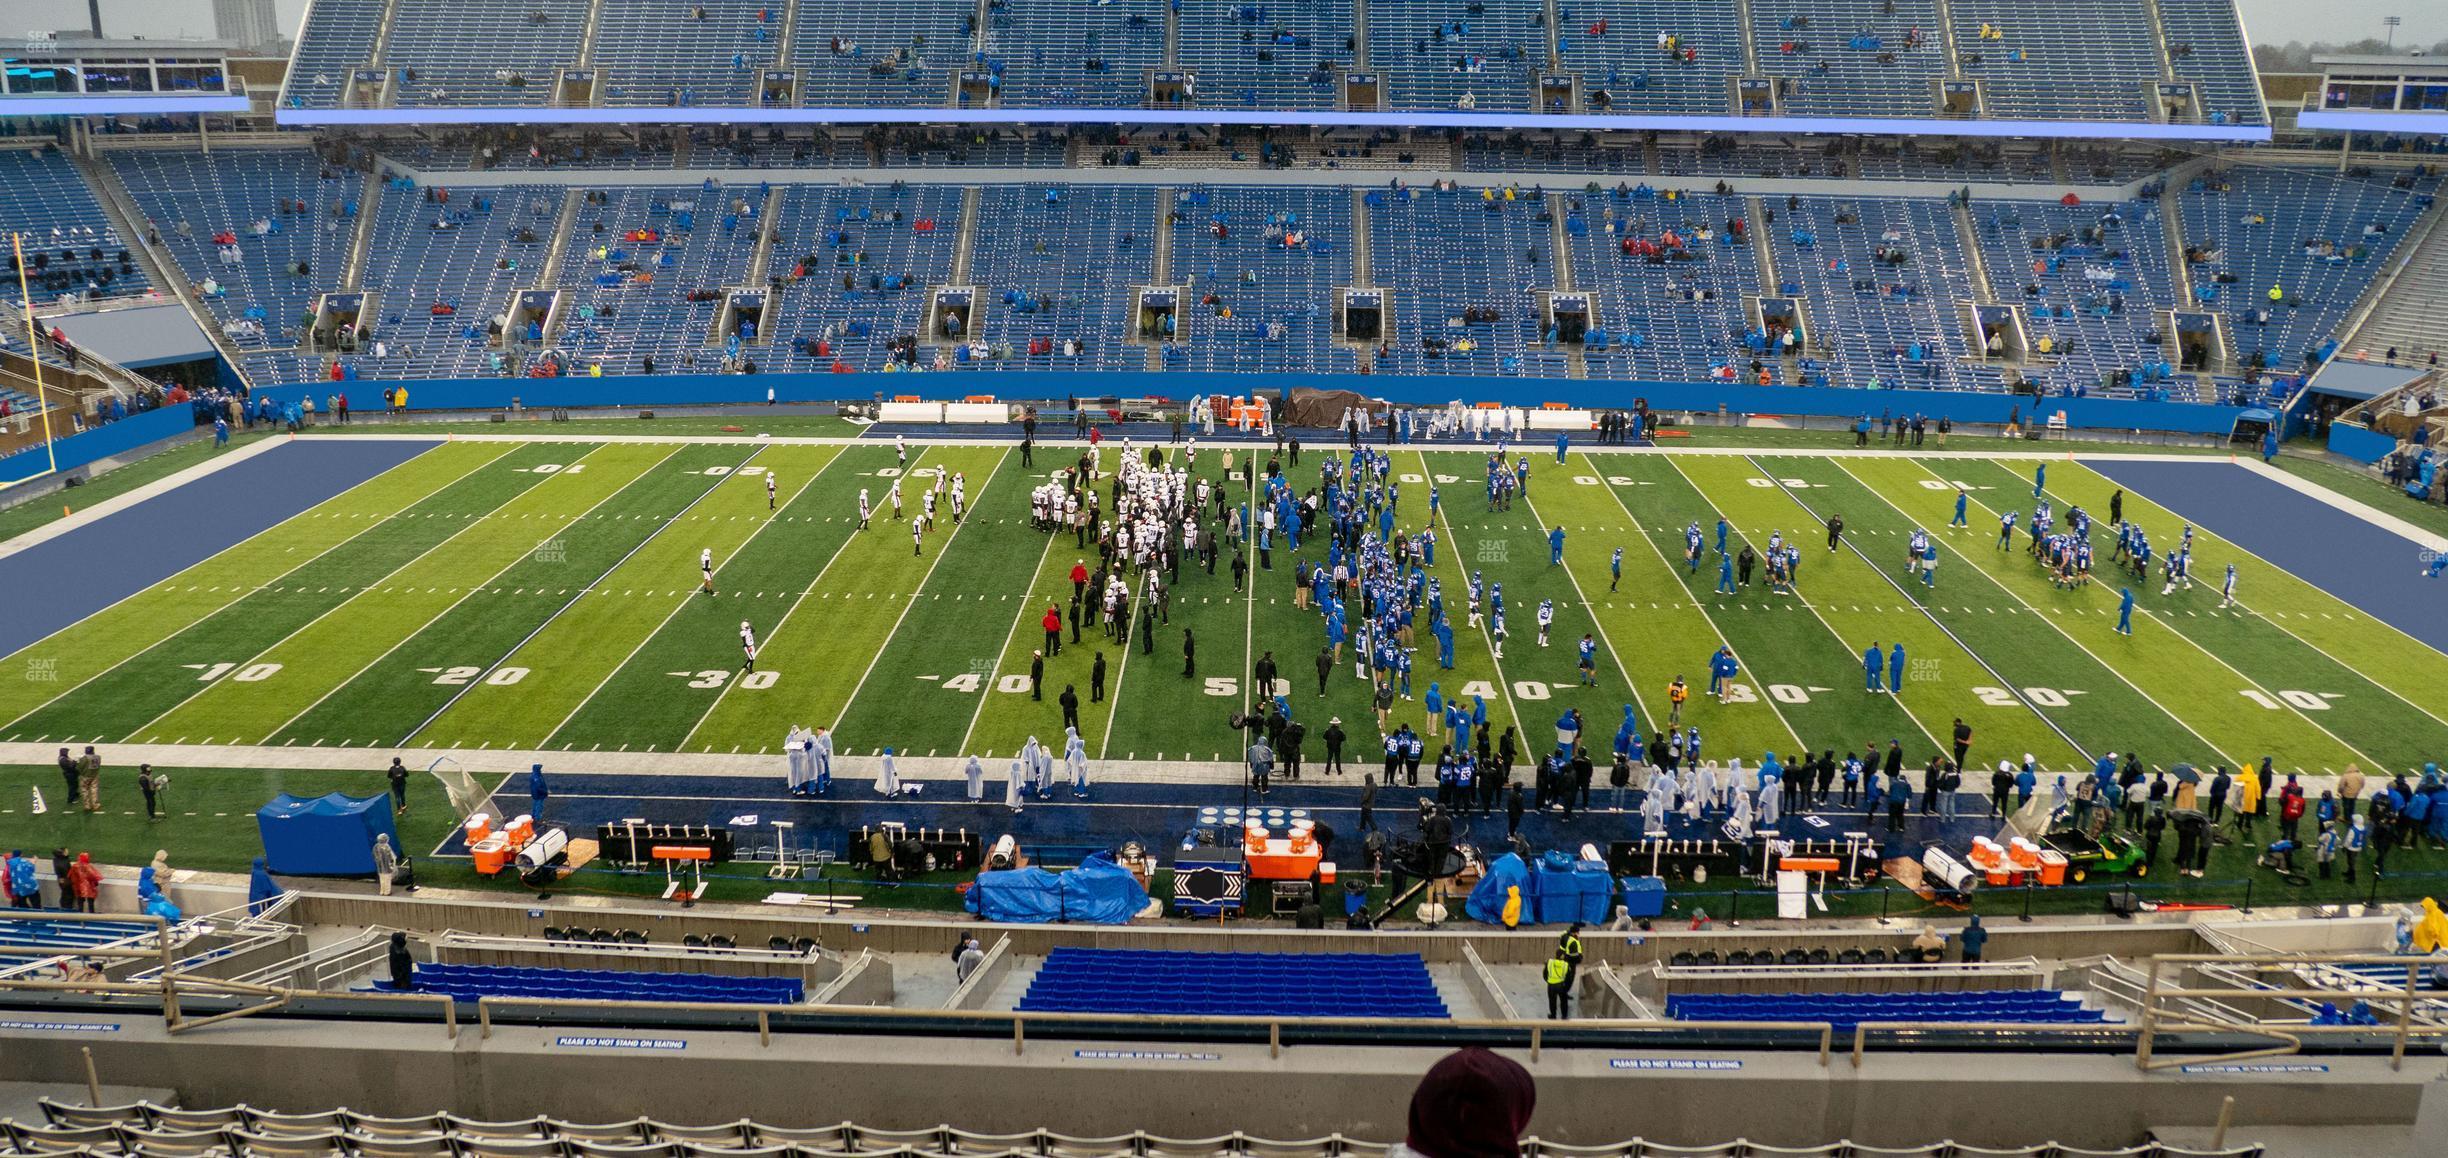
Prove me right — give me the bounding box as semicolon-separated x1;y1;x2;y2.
6;435;2446;784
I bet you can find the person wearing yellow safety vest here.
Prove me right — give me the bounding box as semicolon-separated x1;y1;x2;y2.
1543;950;1573;1019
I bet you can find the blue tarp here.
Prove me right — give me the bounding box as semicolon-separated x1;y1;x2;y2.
966;866;1064;923
1059;851;1151;924
966;855;1148;924
1465;853;1535;926
255;792;398;876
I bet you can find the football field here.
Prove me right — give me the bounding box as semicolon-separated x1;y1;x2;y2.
5;434;2446;780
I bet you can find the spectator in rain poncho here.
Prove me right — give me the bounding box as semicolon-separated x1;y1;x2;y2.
1064;728;1090;795
1639;784;1669;837
1758;773;1784;828
372;834;401;896
1648;766;1679;814
1686;761;1717;818
1004;756;1026;813
1727;783;1755;838
247;857;284;917
810;726;835;793
1019;736;1045;796
876;748;900;796
964;755;984;801
137;850;170;900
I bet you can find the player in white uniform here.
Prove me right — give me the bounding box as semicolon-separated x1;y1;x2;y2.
889;480;904;520
2219;562;2238;609
739;620;759;672
699;548;716;596
766;472;777;512
857;488;871;530
921;488;937;531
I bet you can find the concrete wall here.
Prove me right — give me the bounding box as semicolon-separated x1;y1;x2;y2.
0;1014;2433;1150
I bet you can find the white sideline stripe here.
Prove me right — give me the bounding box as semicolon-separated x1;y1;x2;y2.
0;443;516;733
2235;457;2448;553
113;443;563;744
0;434;287;561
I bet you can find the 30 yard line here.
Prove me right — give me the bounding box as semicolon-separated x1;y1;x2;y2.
397;444;768;747
0;443;518;735
253;443;664;745
955;519;1062;757
540;451;824;747
688;448;1004;753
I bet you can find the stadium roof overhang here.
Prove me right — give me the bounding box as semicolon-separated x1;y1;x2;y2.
3;95;250;115
2296;110;2448;135
270;105;2274;142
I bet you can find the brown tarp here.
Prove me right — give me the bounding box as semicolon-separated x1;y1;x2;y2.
1284;388;1387;429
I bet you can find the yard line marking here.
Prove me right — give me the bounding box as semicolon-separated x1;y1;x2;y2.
1877;458;2247;767
0;442;521;735
254;444;669;745
542;451;828;747
1672;456;1949;756
1419;453;1528;746
956;506;1063;758
2012;465;2394;772
112;443;621;739
1765;456;2092;762
399;444;769;747
1519;454;1659;740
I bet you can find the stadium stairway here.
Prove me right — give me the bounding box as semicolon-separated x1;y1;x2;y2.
2341;196;2448;365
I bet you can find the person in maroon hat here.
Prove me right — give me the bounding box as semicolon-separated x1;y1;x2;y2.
1395;1047;1536;1158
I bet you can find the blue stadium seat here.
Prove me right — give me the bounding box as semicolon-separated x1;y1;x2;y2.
1017;948;1449;1019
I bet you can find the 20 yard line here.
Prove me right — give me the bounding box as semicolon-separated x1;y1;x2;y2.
254;443;665;745
397;444;769;747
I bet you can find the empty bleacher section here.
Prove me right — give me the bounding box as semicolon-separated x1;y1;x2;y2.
594;0;782;108
1367;0;1541;112
385;0;589;108
1017;947;1449;1018
281;0;385;109
2157;0;2265;126
274;0;2267;123
555;184;770;372
1972;197;2190;399
1745;0;1951;118
1667;987;2111;1028
789;0;975;108
1176;3;1356;112
312;182;566;381
763;184;963;372
964;186;1153;371
1569;188;1761;381
368;961;804;1003
0;917;159;963
982;0;1169;110
0;148;149;307
1364;185;1566;376
1557;0;1746;114
1945;0;2162;123
2179;166;2439;376
108;149;359;353
1766;195;1980;389
1165;186;1357;373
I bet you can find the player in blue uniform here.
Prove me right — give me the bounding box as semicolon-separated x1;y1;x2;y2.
1996;510;2018;550
1610;546;1623;591
2220;562;2238;608
1549;525;1566;566
1577;634;1598;686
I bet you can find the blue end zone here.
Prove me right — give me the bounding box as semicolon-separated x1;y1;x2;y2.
2083;459;2448;654
0;439;435;658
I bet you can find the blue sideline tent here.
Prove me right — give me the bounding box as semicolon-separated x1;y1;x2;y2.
257;792;399;876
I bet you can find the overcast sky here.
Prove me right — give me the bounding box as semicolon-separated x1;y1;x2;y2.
11;0;2442;52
